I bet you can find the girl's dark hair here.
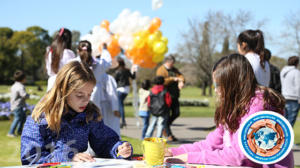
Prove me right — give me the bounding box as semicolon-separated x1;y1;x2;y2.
14;70;26;82
164;55;176;63
287;56;299;66
213;54;285;133
78;40;93;67
153;76;164;85
264;48;272;61
46;28;72;74
116;57;125;68
237;29;266;69
141;79;151;90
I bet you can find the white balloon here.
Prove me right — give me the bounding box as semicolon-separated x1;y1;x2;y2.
92;41;101;57
102;33;112;44
140;16;151;29
152;0;163;10
98;28;108;37
92;25;101;35
118;35;133;50
82;8;160;57
119;8;131;18
109;21;118;34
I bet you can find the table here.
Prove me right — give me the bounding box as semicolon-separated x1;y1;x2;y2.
1;158;251;168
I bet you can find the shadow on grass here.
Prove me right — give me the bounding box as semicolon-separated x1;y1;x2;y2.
187;125;216;131
172;124;186;127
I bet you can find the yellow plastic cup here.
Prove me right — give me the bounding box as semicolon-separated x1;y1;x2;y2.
142;137;167;166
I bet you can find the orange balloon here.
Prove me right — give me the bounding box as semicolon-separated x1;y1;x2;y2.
133;54;143;65
140;60;157;68
148;17;162;33
112;34;119;41
107;39;121;58
100;20;110;31
125;46;136;59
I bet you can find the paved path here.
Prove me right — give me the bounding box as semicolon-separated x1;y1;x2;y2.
121;117;300;166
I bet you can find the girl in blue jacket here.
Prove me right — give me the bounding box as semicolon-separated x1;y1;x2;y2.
21;61;132;165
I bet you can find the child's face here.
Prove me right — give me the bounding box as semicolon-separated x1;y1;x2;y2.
66;82;95;113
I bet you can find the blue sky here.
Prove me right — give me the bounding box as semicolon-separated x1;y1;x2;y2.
1;0;299;58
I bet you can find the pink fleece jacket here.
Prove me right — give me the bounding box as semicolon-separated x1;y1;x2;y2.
170;91;294;168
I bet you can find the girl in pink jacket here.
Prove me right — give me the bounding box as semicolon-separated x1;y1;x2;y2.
164;54;294;168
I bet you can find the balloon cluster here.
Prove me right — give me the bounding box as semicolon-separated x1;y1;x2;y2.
81;9;168;68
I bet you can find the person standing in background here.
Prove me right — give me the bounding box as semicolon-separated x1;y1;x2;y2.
138;79;151;139
7;70;29;137
114;57;137;128
74;40;119;134
237;29;270;87
156;55;185;141
45;28;75;91
265;48;281;93
280;56;300;127
145;76;172;138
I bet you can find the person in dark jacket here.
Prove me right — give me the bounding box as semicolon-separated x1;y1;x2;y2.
114;57;137;128
145;76;172;138
156;55;185;141
265;48;281;93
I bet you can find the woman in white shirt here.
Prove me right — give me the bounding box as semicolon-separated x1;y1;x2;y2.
237;29;270;87
45;28;76;91
74;40;120;134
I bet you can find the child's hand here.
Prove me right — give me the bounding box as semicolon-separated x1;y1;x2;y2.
178;81;184;90
164;148;173;157
131;64;138;73
114;111;120;117
72;153;95;162
164;154;187;164
117;142;132;158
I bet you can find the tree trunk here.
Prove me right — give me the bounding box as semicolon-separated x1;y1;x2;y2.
202;82;207;96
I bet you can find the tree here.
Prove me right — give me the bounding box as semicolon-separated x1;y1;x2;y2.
26;26;51;80
10;26;51;83
0;27;18;83
270;56;286;70
176;10;265;96
281;10;300;56
10;31;38;81
72;30;81;54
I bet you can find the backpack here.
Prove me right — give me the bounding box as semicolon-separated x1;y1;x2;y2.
269;64;281;93
149;89;168;116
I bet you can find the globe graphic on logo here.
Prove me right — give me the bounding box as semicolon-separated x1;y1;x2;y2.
254;127;278;150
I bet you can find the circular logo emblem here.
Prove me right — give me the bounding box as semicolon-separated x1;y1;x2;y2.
238;111;294;164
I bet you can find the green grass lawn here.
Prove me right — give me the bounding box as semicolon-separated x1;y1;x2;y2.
1;120;299;167
0;85;300;167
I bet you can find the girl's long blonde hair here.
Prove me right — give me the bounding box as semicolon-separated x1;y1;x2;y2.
32;61;101;133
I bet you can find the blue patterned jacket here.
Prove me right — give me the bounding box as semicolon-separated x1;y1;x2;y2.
21;110;129;165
